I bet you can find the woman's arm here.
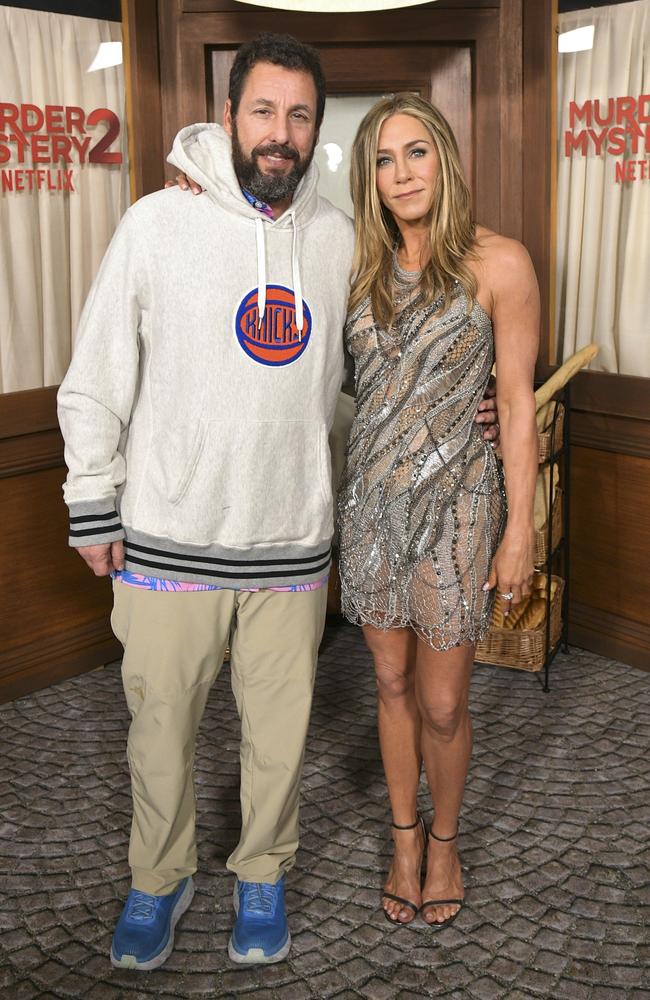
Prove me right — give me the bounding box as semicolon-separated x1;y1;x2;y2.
483;236;540;615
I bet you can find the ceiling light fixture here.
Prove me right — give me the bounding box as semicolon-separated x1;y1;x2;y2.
234;1;436;12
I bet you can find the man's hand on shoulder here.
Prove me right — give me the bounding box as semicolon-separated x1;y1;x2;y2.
78;541;125;576
475;374;500;448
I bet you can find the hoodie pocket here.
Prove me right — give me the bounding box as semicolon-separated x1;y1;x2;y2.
169;419;332;547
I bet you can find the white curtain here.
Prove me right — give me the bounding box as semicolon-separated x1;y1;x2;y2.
0;6;129;393
556;0;650;375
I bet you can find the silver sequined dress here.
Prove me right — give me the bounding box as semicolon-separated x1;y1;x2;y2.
338;261;507;650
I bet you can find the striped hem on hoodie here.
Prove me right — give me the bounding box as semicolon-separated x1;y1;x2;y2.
121;536;332;589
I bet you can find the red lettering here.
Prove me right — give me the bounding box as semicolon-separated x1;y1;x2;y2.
640;95;650;124
588;128;608;155
44;105;64;132
0;103;19;130
627;126;645;154
607;127;626;155
65;106;85;134
569;100;592;128
69;135;91;162
616;96;637;128
87;109;122;164
639;159;649;180
15;169;24;191
565;129;588;156
51;135;72;163
63;169;74;191
1;169;13;192
593;98;614;127
615;161;626;183
20;104;44;133
0;138;11;164
37;168;47;188
31;134;50;164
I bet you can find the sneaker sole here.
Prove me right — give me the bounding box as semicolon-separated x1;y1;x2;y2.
228;880;291;965
228;932;291;965
110;877;195;971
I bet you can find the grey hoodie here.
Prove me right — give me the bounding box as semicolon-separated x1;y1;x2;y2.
57;123;354;587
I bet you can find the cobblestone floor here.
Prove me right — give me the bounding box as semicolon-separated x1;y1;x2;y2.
1;624;649;1000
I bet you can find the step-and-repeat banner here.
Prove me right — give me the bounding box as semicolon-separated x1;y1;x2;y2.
0;5;129;393
556;0;650;376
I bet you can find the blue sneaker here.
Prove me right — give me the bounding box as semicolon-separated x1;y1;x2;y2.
228;877;291;964
110;876;194;970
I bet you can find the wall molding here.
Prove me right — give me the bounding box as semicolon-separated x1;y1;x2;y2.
569;601;650;673
0;618;121;704
571;411;650;460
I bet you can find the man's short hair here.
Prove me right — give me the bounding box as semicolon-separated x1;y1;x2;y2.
228;32;327;129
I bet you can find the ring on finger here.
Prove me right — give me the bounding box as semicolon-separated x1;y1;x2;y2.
500;591;514;600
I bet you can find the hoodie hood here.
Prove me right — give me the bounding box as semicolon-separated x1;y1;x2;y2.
167;122;321;229
167;122;320;336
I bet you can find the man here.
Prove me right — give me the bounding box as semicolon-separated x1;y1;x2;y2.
58;33;497;971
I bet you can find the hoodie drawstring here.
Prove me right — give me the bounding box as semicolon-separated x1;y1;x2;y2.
290;210;304;340
255;217;267;330
254;212;305;341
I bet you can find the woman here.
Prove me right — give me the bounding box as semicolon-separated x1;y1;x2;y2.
337;94;538;928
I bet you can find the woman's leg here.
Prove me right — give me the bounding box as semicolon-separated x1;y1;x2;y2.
414;639;475;925
362;624;424;923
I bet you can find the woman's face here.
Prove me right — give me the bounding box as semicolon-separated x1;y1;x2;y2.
375;113;439;226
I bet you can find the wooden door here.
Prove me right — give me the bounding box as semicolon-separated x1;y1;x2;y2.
152;2;513;240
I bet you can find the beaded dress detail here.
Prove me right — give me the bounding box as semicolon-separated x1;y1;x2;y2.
338;259;507;649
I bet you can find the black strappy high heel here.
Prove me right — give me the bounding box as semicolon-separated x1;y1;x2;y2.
382;814;426;925
420;828;464;929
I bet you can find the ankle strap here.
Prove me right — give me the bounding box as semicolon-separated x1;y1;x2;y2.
430;827;458;842
391;813;421;831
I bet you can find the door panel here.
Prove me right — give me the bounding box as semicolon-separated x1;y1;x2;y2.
208;44;477;221
157;3;503;234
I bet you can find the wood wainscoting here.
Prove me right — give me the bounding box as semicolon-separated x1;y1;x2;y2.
0;389;121;704
568;374;650;672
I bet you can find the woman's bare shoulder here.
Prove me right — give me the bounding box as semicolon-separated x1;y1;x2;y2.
473;225;531;266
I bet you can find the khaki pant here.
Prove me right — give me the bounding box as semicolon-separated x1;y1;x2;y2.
111;582;328;895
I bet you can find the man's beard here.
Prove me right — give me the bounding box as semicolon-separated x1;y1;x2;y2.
231;120;314;204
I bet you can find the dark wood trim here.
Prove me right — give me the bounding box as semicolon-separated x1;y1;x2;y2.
571;411;650;460
183;0;501;9
569;601;650;673
571;370;650;420
123;0;165;197
0;387;62;479
173;8;498;43
0;623;121;705
522;0;553;380
499;0;523;239
0;385;58;439
0;430;63;479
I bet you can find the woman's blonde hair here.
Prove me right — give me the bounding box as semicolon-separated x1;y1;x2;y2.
348;93;477;327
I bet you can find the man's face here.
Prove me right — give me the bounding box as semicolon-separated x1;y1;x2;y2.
224;61;319;205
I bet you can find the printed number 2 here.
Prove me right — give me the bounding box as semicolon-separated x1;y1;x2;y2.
88;108;123;164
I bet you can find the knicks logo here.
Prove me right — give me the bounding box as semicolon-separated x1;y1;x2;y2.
235;285;312;366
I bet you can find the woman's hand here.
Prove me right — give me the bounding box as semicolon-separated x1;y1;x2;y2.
483;529;535;618
164;171;204;195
